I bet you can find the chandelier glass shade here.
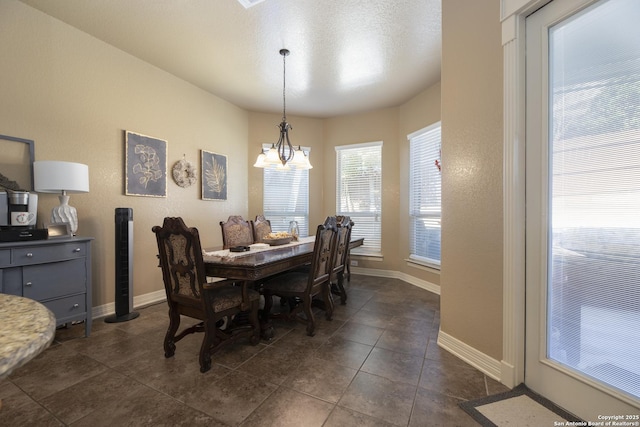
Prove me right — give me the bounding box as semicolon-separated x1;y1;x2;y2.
253;49;312;170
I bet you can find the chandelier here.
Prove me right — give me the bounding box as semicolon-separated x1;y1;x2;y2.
253;49;312;170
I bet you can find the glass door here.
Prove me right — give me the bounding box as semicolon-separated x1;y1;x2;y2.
525;0;640;420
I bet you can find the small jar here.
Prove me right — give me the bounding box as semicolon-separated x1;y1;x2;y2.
288;220;299;241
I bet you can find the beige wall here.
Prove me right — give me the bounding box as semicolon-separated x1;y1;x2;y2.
441;0;504;359
0;1;250;308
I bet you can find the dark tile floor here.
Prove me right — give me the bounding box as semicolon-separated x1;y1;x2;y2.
0;275;508;426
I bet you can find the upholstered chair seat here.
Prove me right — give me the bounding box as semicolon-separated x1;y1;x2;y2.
211;286;260;313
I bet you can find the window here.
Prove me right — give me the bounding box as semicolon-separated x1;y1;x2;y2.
544;0;640;398
408;123;441;267
262;145;309;236
336;141;382;255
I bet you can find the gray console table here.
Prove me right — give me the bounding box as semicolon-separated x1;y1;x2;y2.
0;237;93;337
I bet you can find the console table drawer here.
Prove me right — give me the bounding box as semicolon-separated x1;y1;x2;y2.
12;243;86;265
0;249;9;267
42;294;86;324
23;258;86;301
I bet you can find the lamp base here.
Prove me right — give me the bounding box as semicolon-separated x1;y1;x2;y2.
51;194;78;235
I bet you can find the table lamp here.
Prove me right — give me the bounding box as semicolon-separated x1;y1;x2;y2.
34;161;90;235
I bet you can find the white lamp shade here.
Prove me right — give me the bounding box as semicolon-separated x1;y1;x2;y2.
290;148;307;167
264;146;280;164
253;152;267;168
34;161;90;193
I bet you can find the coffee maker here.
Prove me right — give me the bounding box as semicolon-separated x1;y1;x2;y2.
0;190;47;241
2;190;37;228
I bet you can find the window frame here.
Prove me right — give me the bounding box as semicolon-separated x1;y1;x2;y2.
335;140;383;256
408;122;442;270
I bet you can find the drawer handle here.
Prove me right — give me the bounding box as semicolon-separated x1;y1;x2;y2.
73;248;81;253
25;281;32;287
26;252;33;258
73;304;79;309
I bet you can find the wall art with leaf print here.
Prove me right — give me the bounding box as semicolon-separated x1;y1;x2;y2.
201;150;227;201
125;131;167;197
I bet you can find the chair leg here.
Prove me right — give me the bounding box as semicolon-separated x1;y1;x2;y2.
322;284;334;321
337;274;347;305
346;254;351;281
302;296;316;336
248;299;260;345
199;318;216;373
164;308;180;358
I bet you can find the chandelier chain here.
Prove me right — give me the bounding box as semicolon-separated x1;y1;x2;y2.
282;51;286;121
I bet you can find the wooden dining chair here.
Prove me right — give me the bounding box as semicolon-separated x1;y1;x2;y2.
337;215;355;283
251;214;272;243
331;216;353;305
261;221;338;336
153;217;260;373
220;215;254;248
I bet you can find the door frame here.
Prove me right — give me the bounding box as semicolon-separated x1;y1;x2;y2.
502;0;640;411
503;0;640;417
501;0;550;388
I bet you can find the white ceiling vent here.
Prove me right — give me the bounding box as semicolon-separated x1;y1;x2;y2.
237;0;266;8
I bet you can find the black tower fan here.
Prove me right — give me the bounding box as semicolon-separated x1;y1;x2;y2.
105;208;139;322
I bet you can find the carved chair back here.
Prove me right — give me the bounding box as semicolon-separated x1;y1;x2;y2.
252;214;272;243
332;216;353;282
153;216;208;316
307;221;339;295
220;215;254;248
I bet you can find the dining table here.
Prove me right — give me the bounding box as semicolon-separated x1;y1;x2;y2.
202;236;364;281
202;236;364;338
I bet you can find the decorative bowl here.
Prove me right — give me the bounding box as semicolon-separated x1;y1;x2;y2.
264;236;293;246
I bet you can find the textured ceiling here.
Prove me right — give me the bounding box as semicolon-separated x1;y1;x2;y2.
20;0;441;118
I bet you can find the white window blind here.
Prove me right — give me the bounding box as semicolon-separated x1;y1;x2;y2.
547;0;640;398
262;145;309;236
409;123;441;267
336;141;382;255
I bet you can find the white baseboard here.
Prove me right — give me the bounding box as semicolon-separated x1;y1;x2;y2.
92;289;166;320
351;267;441;295
437;329;502;381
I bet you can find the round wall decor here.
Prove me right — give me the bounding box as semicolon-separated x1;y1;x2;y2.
172;158;197;188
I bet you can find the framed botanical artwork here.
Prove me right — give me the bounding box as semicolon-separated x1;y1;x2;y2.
125;131;167;197
201;150;227;200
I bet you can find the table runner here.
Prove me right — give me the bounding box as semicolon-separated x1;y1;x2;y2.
203;236;315;260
